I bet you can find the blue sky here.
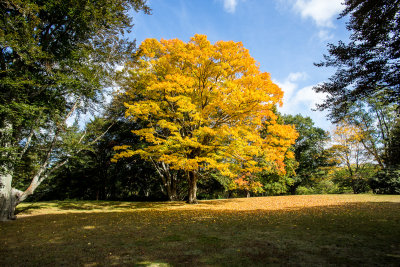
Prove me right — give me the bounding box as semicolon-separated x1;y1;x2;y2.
128;0;350;130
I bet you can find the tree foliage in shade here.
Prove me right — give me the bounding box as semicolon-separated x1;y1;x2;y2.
370;166;400;194
113;35;298;203
36;118;166;202
0;0;150;221
370;119;400;194
314;0;400;121
282;114;331;194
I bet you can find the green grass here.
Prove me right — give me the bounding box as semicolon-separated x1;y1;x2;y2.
1;194;400;266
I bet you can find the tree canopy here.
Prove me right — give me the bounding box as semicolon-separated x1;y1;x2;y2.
282;114;331;194
314;0;400;121
113;35;297;203
0;0;150;221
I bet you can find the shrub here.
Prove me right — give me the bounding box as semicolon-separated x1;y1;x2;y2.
370;167;400;194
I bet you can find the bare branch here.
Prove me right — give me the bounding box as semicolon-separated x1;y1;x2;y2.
78;131;87;144
17;125;35;161
61;97;81;128
20;119;115;202
88;122;115;146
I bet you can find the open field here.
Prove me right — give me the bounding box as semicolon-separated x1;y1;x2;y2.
1;194;400;266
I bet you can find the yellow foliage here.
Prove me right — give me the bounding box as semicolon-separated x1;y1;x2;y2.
113;34;297;181
329;120;367;168
333;121;364;143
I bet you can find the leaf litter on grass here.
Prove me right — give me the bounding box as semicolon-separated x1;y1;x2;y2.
1;194;400;266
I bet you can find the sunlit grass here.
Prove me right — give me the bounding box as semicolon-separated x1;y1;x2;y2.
1;194;400;266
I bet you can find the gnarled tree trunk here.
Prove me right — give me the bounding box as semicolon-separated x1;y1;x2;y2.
0;171;22;221
0;160;59;221
0;119;22;221
0;172;14;221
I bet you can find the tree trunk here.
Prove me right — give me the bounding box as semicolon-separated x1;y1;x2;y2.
0;149;66;221
0;120;19;221
352;183;358;194
167;183;178;201
166;173;178;201
187;171;198;204
289;183;299;195
0;116;54;221
0;172;22;221
152;160;180;201
0;172;14;221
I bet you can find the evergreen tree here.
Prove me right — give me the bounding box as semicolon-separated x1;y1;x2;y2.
314;0;399;120
314;0;400;193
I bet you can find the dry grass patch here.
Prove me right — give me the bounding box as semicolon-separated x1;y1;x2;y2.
1;194;400;266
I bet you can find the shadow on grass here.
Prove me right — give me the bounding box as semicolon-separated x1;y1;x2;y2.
16;200;187;214
4;201;400;266
15;195;400;215
16;197;246;214
14;203;43;215
54;200;186;211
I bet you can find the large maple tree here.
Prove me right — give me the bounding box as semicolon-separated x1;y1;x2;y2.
113;35;297;203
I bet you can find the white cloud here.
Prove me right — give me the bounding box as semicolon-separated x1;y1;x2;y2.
294;0;344;28
287;72;308;82
275;72;307;104
294;85;327;109
275;73;331;129
277;79;297;104
318;29;334;41
221;0;238;13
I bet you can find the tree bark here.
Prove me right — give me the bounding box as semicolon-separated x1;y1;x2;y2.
0;119;21;221
166;171;179;201
166;178;178;201
0;172;22;221
0;172;13;221
152;160;180;201
187;171;198;204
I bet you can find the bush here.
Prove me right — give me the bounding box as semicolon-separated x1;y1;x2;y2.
296;180;344;195
331;166;374;194
315;180;343;194
296;186;316;195
370;167;400;194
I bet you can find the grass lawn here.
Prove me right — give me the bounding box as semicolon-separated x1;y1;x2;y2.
1;194;400;266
